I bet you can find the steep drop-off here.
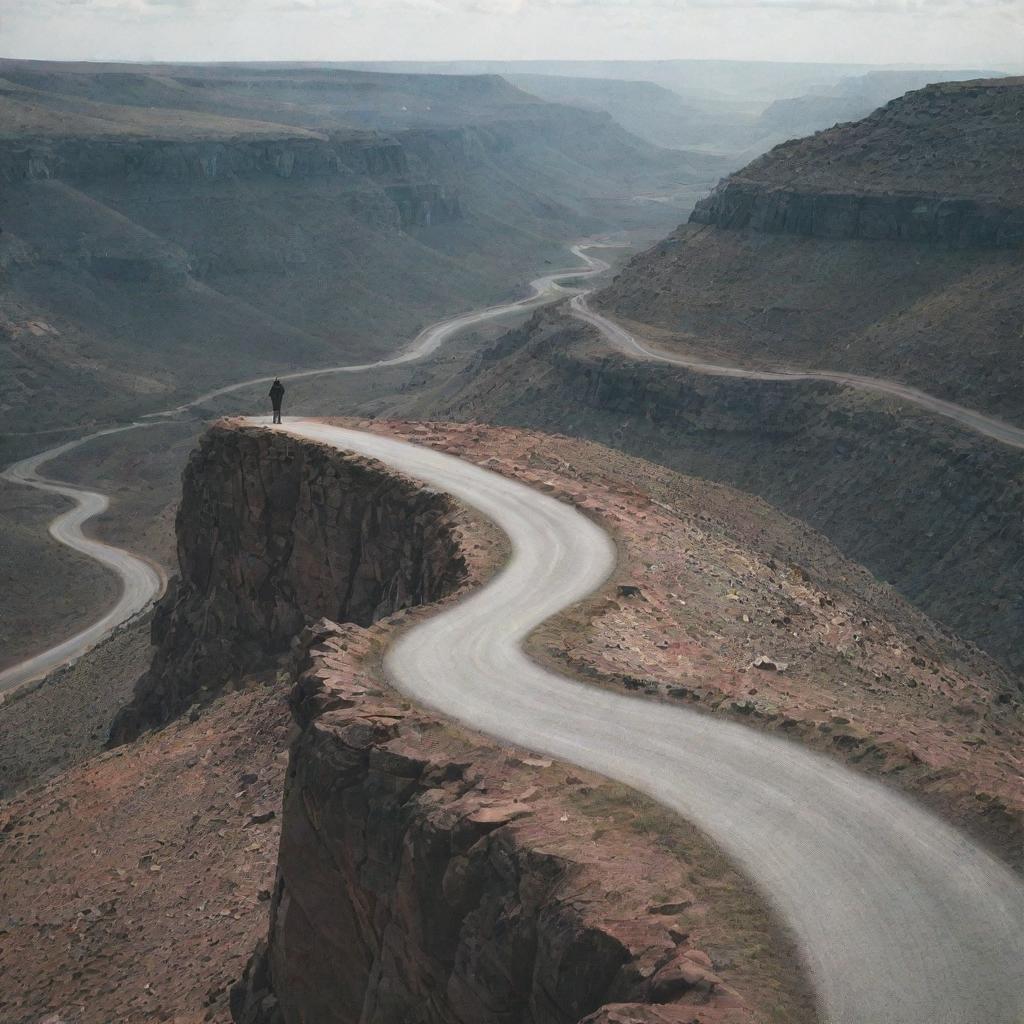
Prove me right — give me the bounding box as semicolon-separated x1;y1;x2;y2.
109;423;471;743
597;77;1024;423
99;419;810;1024
231;607;811;1024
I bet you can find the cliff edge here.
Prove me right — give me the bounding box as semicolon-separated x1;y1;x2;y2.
109;422;471;744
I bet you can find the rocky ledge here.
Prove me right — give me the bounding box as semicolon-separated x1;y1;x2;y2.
109;422;472;745
690;180;1024;248
231;617;787;1024
690;78;1024;248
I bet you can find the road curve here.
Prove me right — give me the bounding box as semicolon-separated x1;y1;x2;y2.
148;252;605;418
569;292;1024;451
275;418;1024;1024
0;246;606;694
0;426;167;695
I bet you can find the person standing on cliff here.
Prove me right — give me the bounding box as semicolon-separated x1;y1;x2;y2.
269;378;285;424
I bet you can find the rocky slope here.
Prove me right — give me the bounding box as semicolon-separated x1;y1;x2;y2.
692;77;1024;247
598;77;1024;424
233;618;803;1024
722;77;1024;208
9;418;1022;1022
434;309;1024;689
108;423;472;743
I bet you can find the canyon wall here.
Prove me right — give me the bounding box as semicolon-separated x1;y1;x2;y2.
109;423;470;743
443;310;1024;680
231;619;769;1024
690;181;1024;248
0;132;461;230
690;79;1024;249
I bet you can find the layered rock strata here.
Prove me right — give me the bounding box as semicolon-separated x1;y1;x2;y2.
691;78;1024;248
109;422;470;743
690;181;1024;248
231;617;770;1024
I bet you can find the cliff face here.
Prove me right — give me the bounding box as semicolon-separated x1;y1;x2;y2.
231;619;775;1024
108;423;469;743
691;77;1024;248
0;132;461;230
690;181;1024;248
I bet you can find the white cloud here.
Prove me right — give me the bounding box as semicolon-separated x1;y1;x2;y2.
3;0;1021;64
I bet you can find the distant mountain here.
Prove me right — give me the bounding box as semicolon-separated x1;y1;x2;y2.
0;61;723;440
505;73;753;157
344;60;1006;160
752;68;1005;150
341;59;881;103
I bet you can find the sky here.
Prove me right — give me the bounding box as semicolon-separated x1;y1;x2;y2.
3;0;1023;69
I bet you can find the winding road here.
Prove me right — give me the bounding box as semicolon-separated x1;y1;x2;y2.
277;419;1024;1024
8;241;1024;696
0;427;167;694
4;242;1024;1020
0;250;604;696
566;257;1024;451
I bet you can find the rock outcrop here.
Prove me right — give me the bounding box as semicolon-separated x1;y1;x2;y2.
108;423;470;744
690;181;1024;248
230;619;765;1024
691;77;1024;248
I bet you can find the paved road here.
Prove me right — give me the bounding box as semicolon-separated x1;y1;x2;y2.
0;427;167;695
568;288;1024;451
147;252;605;417
0;247;605;695
277;418;1024;1024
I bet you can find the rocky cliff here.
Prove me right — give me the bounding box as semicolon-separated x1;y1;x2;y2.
108;423;470;743
231;618;801;1024
691;77;1024;248
690;180;1024;248
0;131;461;230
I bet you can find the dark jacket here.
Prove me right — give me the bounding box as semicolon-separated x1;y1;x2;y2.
269;380;285;407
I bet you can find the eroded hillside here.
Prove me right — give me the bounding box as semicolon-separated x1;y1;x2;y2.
0;61;714;440
3;420;1020;1024
597;77;1024;423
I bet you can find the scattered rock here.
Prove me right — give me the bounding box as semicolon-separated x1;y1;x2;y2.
751;656;788;672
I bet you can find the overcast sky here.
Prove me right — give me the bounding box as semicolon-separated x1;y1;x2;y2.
3;0;1022;69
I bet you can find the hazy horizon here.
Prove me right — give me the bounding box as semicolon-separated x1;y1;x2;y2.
4;1;1023;71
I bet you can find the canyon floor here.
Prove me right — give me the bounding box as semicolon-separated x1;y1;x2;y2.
2;419;1020;1024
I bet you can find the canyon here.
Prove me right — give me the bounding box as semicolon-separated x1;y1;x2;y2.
0;60;708;444
2;64;1024;1024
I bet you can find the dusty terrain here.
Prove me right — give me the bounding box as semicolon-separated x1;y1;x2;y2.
2;419;1019;1024
0;679;289;1024
0;619;152;796
355;421;1023;866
